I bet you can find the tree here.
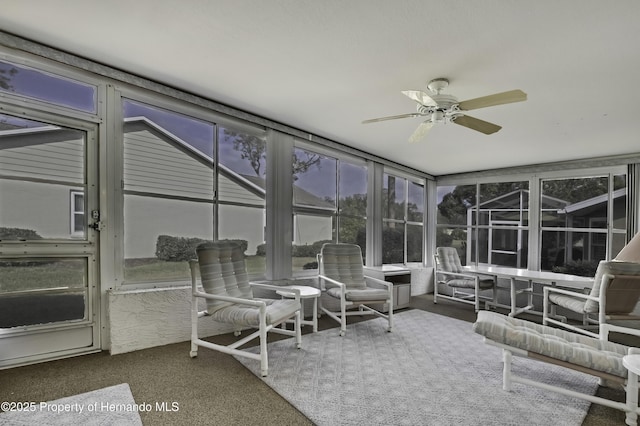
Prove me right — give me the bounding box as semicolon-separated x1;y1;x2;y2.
223;130;266;176
292;150;322;180
222;130;322;178
0;65;17;91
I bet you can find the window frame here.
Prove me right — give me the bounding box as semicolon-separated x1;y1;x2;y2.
436;165;628;271
382;167;426;265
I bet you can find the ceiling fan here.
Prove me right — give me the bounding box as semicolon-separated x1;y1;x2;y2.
362;78;527;142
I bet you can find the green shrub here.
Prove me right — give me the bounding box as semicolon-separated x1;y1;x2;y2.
552;259;599;277
303;261;318;270
292;240;333;257
223;239;248;255
0;227;42;241
155;236;248;262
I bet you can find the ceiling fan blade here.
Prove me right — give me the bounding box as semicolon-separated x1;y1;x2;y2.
457;89;527;111
401;90;437;106
453;115;502;135
408;121;433;143
362;112;424;124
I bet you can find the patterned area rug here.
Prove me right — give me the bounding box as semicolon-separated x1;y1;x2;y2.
236;309;599;426
0;383;142;425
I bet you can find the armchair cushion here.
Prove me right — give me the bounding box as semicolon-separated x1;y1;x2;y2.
473;311;629;378
211;298;300;328
327;287;389;302
445;278;495;289
197;241;253;314
320;243;367;289
548;293;589;313
436;247;464;273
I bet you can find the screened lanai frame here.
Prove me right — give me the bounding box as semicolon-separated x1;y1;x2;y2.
436;165;636;275
0;32;434;292
3;30;640;291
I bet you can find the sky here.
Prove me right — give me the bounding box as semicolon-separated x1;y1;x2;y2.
0;60;95;113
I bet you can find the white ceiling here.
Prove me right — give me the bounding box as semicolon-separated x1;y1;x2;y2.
1;0;639;176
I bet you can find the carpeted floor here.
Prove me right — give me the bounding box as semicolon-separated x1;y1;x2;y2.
0;294;631;425
237;309;598;425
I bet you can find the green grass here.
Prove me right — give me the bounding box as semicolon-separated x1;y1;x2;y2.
1;256;319;292
124;256;318;282
0;260;86;293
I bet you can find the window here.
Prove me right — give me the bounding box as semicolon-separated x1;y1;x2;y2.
0;114;86;240
122;99;215;284
437;171;626;274
70;190;84;237
540;174;626;275
0;59;96;113
292;145;368;272
218;125;267;275
338;161;367;247
475;182;529;268
437;181;529;268
383;171;424;264
436;184;475;265
292;146;336;271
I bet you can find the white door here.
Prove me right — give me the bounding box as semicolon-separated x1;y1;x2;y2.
0;113;100;368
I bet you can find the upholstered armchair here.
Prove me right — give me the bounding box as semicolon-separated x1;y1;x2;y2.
433;246;497;312
189;240;301;377
317;243;393;336
543;232;640;338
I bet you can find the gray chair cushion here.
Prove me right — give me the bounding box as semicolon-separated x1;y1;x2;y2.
584;260;640;313
436;247;464;273
210;298;300;327
320;243;367;290
196;241;253;314
548;293;589;313
446;278;495;290
327;287;389;302
473;311;629;378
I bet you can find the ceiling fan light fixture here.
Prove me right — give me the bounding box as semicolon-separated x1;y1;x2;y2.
432;110;445;123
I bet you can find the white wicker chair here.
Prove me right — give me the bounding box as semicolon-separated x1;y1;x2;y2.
317;243;393;336
189;240;301;377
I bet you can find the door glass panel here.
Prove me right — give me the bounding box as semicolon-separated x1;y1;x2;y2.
0;114;86;240
0;258;87;328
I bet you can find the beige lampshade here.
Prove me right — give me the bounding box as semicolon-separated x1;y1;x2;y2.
614;232;640;262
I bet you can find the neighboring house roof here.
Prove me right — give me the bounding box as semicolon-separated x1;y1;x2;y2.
561;188;626;215
124;116;265;198
241;173;335;210
124;118;332;208
473;189;569;210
